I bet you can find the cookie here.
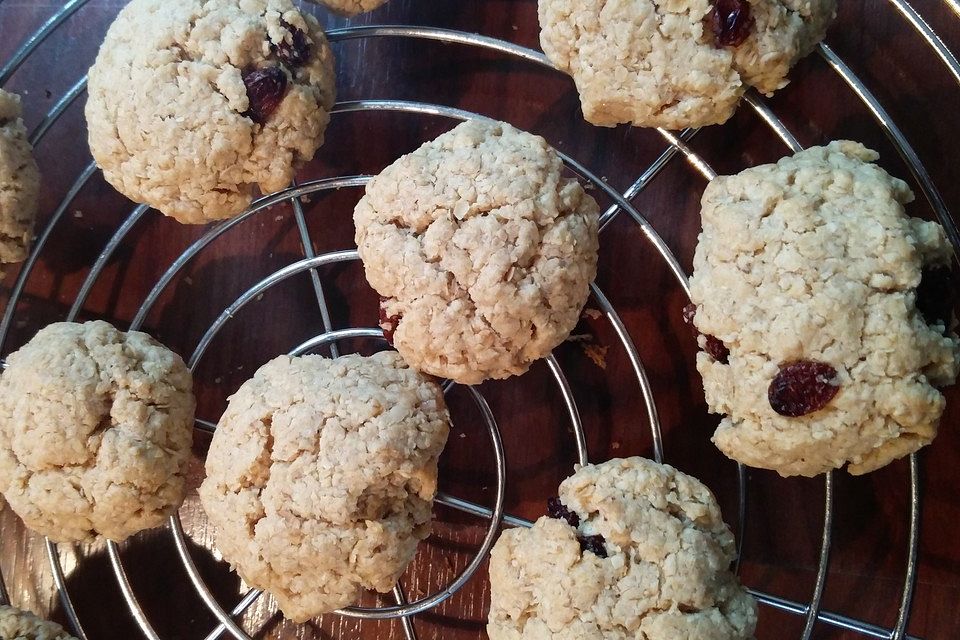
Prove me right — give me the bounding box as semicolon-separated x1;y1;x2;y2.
354;119;600;385
307;0;389;16
86;0;336;224
538;0;835;129
0;89;40;265
0;605;77;640
198;351;450;621
0;321;196;542
488;457;756;639
689;141;960;477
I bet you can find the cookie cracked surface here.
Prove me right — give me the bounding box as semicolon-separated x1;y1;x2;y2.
86;0;336;224
0;321;195;542
198;352;450;621
354;119;600;385
538;0;836;129
488;457;757;639
0;89;40;266
689;141;960;476
0;605;78;640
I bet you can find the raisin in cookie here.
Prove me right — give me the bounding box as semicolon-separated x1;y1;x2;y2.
0;321;195;542
86;0;336;224
0;89;40;266
354;119;600;385
306;0;389;16
199;352;450;621
488;457;756;639
0;605;78;640
538;0;835;129
689;141;960;477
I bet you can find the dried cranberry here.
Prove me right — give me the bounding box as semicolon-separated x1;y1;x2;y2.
547;496;580;527
379;297;401;345
272;21;311;67
916;266;955;328
682;303;728;363
704;335;729;364
768;360;840;417
707;0;754;47
242;66;287;124
579;534;608;558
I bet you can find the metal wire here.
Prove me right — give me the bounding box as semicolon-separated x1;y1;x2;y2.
0;0;88;85
0;4;955;640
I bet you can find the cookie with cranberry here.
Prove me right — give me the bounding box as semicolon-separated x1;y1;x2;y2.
86;0;336;223
689;141;959;476
488;457;756;639
538;0;835;129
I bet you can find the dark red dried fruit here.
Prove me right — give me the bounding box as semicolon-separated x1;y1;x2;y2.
579;534;608;558
547;496;580;527
272;21;311;67
379;297;401;345
242;66;287;124
916;266;956;329
704;335;730;364
768;360;840;417
707;0;754;47
682;303;728;363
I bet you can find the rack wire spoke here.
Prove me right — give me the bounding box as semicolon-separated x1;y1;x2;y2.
0;0;90;85
289;180;340;358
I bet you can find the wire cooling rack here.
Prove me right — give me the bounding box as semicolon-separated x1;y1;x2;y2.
0;1;958;639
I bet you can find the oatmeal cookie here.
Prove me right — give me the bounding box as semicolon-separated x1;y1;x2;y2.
0;89;40;265
0;321;195;542
0;605;77;640
689;141;960;476
354;119;600;385
488;457;756;639
198;352;450;621
86;0;336;224
538;0;836;129
306;0;389;16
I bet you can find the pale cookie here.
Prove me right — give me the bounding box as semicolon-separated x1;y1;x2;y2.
689;141;960;477
354;119;600;385
86;0;336;224
198;351;450;621
0;321;195;542
488;457;757;640
306;0;389;16
0;605;77;640
0;89;40;265
538;0;836;129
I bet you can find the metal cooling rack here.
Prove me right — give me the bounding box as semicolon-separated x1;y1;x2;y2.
0;1;958;639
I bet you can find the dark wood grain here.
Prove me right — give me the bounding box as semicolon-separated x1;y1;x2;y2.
1;1;959;638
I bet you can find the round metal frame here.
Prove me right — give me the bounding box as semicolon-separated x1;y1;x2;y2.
0;3;957;640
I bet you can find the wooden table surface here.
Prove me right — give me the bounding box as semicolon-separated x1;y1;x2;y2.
1;1;959;639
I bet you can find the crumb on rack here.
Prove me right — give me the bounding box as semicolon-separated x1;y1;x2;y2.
582;343;609;369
